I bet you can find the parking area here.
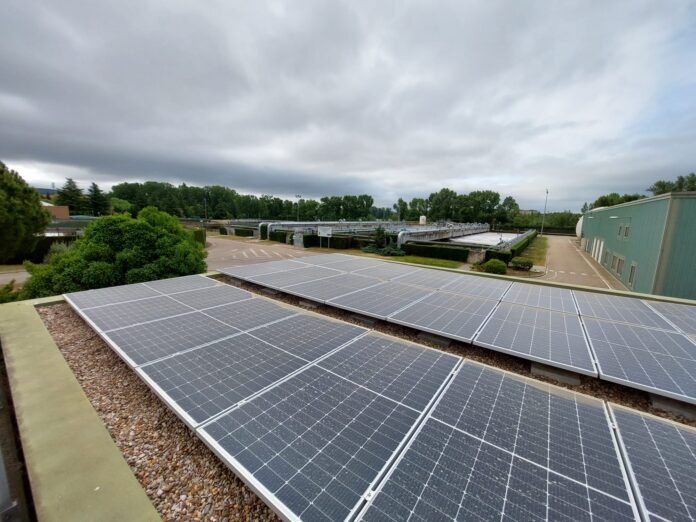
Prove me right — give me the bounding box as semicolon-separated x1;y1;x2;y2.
205;236;317;270
539;235;625;290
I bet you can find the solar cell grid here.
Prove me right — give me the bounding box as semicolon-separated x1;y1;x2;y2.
78;295;192;332
144;274;219;294
104;311;239;366
611;405;696;522
646;300;696;337
352;264;419;281
138;334;307;426
503;282;577;313
474;302;596;375
249;315;367;362
203;298;298;332
219;259;307;279
583;318;696;404
282;273;380;302
65;283;159;309
201;365;421;522
249;266;343;289
329;281;434;319
309;258;383;273
318;333;459;411
389;291;497;343
439;274;511;300
574;291;676;331
392;268;460;290
167;284;251;309
360;362;638;522
295;253;352;266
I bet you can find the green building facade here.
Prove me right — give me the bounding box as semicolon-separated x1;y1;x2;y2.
580;192;696;299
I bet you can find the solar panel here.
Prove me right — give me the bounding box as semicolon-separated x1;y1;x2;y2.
318;333;459;411
503;282;577;313
282;273;381;302
203;298;298;332
199;360;433;522
583;317;696;404
574;291;676;331
474;302;597;375
389;291;497;343
329;281;434;320
74;295;192;332
295;253;353;266
249;315;366;362
65;283;160;309
219;259;308;279
398;268;461;290
309;258;384;273
360;362;639;521
249;266;343;289
104;312;239;366
143;274;219;294
168;284;252;309
352;263;419;281
611;404;696;522
645;300;696;337
439;274;511;300
138;333;308;426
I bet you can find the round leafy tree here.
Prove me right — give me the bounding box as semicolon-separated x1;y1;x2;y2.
0;162;51;263
22;207;207;298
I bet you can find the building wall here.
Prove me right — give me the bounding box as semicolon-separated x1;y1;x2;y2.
581;197;670;294
44;205;70;220
655;195;696;299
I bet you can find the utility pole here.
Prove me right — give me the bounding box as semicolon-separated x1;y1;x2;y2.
295;194;302;222
540;188;548;235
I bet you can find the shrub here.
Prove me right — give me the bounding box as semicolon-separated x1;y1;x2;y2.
361;244;379;254
510;257;533;271
482;259;507;275
379;244;405;256
219;227;228;235
402;243;469;261
485;249;512;264
510;231;537;257
268;230;287;242
234;228;254;237
260;223;268;240
302;234;320;248
373;226;387;248
192;228;206;245
328;236;352;249
0;281;20;304
21;207;206;298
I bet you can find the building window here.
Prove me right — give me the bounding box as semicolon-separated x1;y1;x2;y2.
611;255;618;270
617;258;624;276
624;226;630;238
629;264;637;286
618;225;623;238
602;250;609;264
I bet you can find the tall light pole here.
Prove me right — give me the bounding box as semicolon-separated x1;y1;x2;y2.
540;188;548;235
295;194;302;222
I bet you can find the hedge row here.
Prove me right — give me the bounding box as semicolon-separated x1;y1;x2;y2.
509;231;537;258
402;243;470;261
485;250;513;264
268;230;287;242
234;228;254;237
260;224;268;240
192;228;206;246
219;227;228;235
8;235;79;264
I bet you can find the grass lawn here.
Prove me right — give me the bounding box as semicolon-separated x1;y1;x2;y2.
0;264;25;273
522;235;548;266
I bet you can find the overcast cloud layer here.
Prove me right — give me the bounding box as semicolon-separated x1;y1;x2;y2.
2;0;695;210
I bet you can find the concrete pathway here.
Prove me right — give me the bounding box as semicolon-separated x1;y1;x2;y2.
0;269;29;286
539;235;625;290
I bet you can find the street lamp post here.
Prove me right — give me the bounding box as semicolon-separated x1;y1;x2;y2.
540;188;548;235
295;194;302;222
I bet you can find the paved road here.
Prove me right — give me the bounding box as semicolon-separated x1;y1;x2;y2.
539;235;625;290
205;237;317;270
0;269;29;287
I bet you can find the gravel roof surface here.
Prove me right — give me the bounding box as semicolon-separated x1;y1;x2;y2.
38;278;695;520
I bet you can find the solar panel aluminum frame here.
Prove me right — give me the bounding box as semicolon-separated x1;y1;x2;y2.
473;304;599;377
196;337;464;522
606;404;695;522
642;300;696;337
355;361;641;522
387;294;499;344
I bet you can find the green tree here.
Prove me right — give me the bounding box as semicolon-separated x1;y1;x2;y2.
393;198;408;221
0;162;51;263
55;178;86;213
87;182;110;216
495;196;520;224
581;202;589;213
591;193;644;209
110;197;132;214
428;188;458;221
22;207;207;298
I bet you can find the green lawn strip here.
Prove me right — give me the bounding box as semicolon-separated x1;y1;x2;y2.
522;235;548;266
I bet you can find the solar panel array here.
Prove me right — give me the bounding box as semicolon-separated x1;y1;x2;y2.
65;273;696;521
221;255;696;405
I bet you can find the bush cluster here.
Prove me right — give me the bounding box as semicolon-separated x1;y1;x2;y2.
218;227;228;235
482;259;507;274
192;228;206;245
21;207;207;298
268;230;287;242
484;250;512;264
259;224;268;240
510;257;533;271
234;228;254;237
509;231;537;257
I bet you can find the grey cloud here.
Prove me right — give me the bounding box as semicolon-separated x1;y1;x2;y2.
1;0;694;211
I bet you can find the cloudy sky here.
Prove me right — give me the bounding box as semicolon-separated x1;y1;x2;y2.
2;1;695;211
